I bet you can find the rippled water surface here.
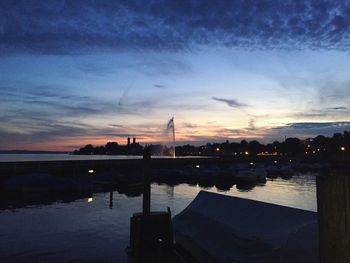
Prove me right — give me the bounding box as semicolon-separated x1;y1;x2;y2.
0;174;317;262
0;153;143;162
0;154;206;162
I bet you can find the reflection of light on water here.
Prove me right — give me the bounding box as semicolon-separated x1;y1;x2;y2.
0;176;317;263
88;197;93;203
158;173;317;212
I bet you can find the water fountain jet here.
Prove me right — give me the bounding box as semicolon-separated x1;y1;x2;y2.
166;117;176;158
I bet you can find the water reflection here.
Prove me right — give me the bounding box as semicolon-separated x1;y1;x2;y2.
0;172;317;211
109;191;113;209
164;185;174;199
0;173;317;262
236;182;257;191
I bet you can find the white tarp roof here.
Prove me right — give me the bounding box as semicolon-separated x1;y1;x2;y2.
173;191;319;263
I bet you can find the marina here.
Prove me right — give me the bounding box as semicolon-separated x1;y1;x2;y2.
0;173;317;262
2;1;350;262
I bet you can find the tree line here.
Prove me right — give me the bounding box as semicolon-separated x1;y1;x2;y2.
74;130;350;158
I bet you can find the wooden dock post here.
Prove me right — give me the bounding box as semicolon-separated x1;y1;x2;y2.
142;147;151;214
316;175;350;263
128;147;175;262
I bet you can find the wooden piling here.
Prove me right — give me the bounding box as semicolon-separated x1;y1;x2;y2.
316;175;350;263
142;147;151;214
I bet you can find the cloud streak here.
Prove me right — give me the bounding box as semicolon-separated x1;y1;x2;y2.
153;84;166;89
264;121;350;141
327;107;347;110
212;97;248;108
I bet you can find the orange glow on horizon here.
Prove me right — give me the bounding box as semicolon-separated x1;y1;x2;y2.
0;130;268;152
0;121;272;151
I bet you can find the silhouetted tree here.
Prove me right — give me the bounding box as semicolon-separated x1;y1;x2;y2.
74;130;350;159
283;138;303;156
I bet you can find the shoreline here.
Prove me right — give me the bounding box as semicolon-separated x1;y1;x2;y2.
0;155;349;173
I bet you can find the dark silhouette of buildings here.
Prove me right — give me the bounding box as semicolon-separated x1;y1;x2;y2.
74;130;350;160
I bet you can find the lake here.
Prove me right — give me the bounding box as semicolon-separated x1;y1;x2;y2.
0;173;317;262
0;154;143;162
0;153;206;162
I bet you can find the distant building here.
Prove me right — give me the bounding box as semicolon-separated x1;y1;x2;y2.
127;137;131;146
133;137;136;144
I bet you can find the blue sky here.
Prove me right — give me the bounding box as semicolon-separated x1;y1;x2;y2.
1;0;350;150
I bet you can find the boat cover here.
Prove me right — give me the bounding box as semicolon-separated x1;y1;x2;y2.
173;191;319;263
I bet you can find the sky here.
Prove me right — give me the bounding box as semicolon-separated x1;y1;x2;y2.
1;0;350;151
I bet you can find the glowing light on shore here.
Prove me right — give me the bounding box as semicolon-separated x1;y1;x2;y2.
88;197;93;203
88;169;94;174
341;146;346;151
257;152;278;156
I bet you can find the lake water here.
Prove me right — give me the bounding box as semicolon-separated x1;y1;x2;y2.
0;174;317;262
0;154;206;162
0;154;143;162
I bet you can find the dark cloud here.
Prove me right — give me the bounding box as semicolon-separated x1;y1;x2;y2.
286;122;350;129
212;97;248;108
289;112;328;118
266;121;350;141
1;0;350;54
109;124;124;128
326;106;347;110
103;133;139;138
182;123;198;129
291;107;350;120
153;84;166;89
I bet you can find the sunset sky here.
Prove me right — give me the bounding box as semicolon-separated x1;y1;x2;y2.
1;0;350;151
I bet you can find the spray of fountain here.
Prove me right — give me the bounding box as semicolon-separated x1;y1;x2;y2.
166;117;176;158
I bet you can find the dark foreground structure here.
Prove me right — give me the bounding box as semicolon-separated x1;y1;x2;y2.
126;154;350;263
128;149;184;263
174;191;318;263
128;175;350;263
1;156;349;262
